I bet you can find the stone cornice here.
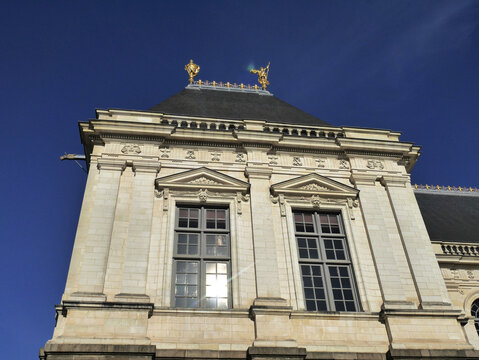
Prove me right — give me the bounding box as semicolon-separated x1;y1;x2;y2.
80;111;422;172
337;137;414;155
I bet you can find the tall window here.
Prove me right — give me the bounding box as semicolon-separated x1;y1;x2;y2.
472;299;479;335
173;206;230;309
294;211;360;312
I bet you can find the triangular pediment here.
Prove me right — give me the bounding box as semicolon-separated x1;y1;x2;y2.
271;173;358;197
155;167;249;193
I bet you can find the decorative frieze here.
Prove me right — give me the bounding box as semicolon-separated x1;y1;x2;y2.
339;159;349;169
235;153;246;163
121;144;141;154
160;146;170;158
211;152;221;161
268;155;278;166
315;158;326;168
185;150;196;159
366;159;384;170
292;156;303;166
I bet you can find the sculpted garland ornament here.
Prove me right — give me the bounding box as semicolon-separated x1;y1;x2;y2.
300;183;329;191
188;177;221;185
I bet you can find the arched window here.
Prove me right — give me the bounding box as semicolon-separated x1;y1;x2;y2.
472;299;479;335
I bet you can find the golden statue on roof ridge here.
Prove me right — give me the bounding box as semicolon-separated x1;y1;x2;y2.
250;62;270;90
185;59;200;84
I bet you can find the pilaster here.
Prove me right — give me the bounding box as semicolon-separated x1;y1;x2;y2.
351;173;416;310
73;158;125;297
244;164;283;302
244;145;297;349
381;175;452;308
117;160;159;300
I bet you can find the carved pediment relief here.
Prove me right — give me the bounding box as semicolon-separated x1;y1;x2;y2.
271;173;358;198
155;167;249;193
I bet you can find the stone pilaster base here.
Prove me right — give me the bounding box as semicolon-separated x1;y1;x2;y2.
247;347;306;360
39;344;156;360
387;349;479;359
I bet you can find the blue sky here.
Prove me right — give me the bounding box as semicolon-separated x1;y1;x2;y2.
0;1;478;358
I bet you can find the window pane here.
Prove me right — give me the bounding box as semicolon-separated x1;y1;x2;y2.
205;234;229;257
206;263;216;273
328;265;356;312
176;233;199;255
174;260;199;308
297;237;320;260
204;262;229;308
217;263;227;273
301;264;326;312
206;210;215;219
294;213;303;223
217;298;228;309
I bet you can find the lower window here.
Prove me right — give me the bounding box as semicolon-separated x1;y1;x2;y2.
173;205;230;309
294;211;360;312
472;299;479;335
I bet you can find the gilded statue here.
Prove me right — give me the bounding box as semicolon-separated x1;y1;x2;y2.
185;59;200;84
250;62;270;90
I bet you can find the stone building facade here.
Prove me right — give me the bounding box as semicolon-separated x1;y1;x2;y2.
40;82;479;359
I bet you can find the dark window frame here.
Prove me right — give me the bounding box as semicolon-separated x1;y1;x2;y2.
472;298;479;336
294;210;361;312
172;205;232;309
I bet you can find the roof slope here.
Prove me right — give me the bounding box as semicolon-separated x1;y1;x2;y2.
149;88;331;126
415;192;479;243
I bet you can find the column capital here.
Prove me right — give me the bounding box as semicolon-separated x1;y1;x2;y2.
245;166;272;180
97;158;126;171
132;160;160;174
380;175;410;188
349;173;378;186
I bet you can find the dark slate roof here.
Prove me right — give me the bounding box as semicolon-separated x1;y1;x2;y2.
149;88;331;126
415;192;479;243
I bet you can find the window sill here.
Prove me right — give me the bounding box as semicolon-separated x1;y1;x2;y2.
290;310;380;320
152;307;250;317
